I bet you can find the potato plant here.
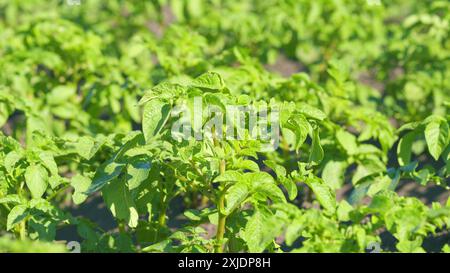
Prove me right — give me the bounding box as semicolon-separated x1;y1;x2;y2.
0;0;449;253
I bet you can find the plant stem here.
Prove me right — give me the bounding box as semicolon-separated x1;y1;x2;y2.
158;205;167;227
200;195;209;208
47;184;70;201
215;189;227;253
17;182;27;240
215;158;227;253
219;158;226;174
19;221;26;240
211;125;228;253
118;221;126;234
153;202;167;243
153;179;169;242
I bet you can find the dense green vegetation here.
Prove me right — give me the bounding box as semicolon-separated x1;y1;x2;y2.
0;0;449;253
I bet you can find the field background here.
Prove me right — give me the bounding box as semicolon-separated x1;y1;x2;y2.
0;0;449;253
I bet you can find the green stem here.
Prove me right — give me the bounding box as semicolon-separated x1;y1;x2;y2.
17;181;24;197
118;221;126;234
215;189;227;253
158;205;167;227
17;182;27;240
47;184;70;201
19;221;26;240
154;201;167;243
215;158;227;253
212;125;227;253
219;159;226;175
281;135;290;154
